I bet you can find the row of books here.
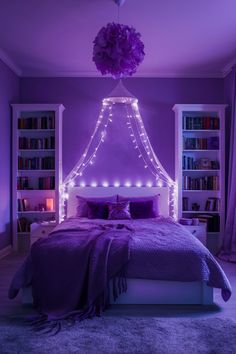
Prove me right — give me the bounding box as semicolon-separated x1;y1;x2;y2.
17;198;29;211
182;156;220;170
17;217;31;232
17;176;55;190
182;197;190;211
17;177;29;190
19;137;55;150
205;197;220;211
182;176;219;190
18;156;55;170
18;116;55;130
38;176;55;190
183;137;219;150
183;116;220;130
182;197;220;212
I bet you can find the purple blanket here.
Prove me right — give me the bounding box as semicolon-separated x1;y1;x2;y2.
9;221;132;324
9;217;232;314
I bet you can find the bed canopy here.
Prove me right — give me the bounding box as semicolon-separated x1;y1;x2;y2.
61;80;176;220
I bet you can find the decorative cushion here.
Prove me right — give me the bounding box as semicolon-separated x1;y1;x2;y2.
76;195;117;217
131;200;156;219
107;201;131;220
87;201;109;219
117;195;160;219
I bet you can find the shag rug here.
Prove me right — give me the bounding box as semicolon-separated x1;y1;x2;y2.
0;316;235;354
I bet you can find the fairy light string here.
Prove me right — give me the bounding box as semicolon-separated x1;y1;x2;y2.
60;96;176;220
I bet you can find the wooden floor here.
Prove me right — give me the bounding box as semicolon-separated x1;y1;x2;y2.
0;252;235;319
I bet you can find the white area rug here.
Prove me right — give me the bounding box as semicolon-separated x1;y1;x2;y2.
0;316;235;353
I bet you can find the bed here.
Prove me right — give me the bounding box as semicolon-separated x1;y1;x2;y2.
9;186;231;316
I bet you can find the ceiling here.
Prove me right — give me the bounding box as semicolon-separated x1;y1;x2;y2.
0;0;236;78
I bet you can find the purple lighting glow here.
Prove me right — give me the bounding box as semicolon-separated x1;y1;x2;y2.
61;92;176;221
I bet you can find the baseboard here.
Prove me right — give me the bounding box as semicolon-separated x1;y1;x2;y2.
0;245;12;260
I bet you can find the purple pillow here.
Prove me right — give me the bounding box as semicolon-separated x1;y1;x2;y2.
87;201;109;219
107;201;131;220
130;200;156;219
117;195;160;219
76;195;117;217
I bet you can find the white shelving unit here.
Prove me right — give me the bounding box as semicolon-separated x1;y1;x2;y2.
173;104;226;253
12;104;64;252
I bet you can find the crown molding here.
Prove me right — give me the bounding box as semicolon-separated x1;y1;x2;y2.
0;48;22;76
0;45;231;79
222;56;236;78
21;69;224;79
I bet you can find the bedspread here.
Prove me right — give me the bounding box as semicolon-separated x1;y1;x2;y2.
9;221;132;321
9;217;231;304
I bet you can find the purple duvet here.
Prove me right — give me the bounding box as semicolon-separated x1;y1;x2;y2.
9;217;231;313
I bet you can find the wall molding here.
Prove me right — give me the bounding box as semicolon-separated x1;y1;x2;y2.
0;245;12;260
0;47;22;76
21;69;225;79
0;45;235;79
222;56;236;78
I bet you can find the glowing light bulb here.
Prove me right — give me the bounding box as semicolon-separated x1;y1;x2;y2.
136;181;142;188
80;182;86;187
114;181;120;187
102;181;109;187
91;182;97;187
125;181;131;188
157;180;163;187
69;180;75;188
146;181;153;187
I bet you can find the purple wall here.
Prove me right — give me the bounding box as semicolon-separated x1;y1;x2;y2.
0;60;19;250
223;69;234;201
20;77;224;184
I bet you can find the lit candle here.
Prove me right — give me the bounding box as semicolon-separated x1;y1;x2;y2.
46;198;54;212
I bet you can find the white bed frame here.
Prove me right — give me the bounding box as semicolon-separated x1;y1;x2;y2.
22;187;213;305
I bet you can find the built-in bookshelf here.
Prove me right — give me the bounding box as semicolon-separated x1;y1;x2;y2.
173;104;226;253
12;104;64;251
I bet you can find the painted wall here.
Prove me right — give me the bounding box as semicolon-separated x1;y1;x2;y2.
0;60;19;250
223;69;234;202
20;77;224;184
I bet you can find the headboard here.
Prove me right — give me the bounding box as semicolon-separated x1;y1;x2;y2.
67;187;170;218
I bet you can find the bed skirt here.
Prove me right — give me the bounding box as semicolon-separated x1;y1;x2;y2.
22;279;213;306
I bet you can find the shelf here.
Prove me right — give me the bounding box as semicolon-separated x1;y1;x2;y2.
174;104;225;251
183;190;219;192
18;129;55;132
183;130;220;132
182;211;220;214
17;189;55;192
183;169;220;172
183;149;219;152
19;149;55;152
18;169;55;172
18;211;55;214
12;103;64;252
